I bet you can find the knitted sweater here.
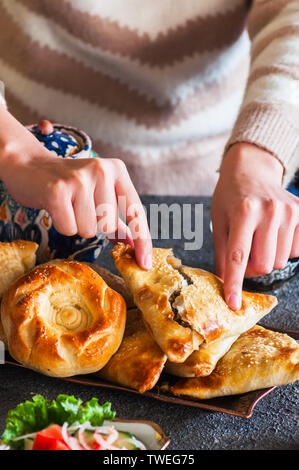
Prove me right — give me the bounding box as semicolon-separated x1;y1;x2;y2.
0;0;298;195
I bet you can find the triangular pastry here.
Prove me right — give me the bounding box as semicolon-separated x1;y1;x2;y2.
165;334;239;377
111;244;201;362
172;264;277;342
164;326;299;399
98;308;167;392
111;244;277;363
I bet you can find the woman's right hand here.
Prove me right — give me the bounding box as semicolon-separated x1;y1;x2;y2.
0;110;152;269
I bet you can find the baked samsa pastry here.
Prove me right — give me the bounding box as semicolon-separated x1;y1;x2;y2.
165;326;299;399
111;244;277;362
50;259;134;309
0;240;38;349
171;263;277;343
1;261;126;377
99;308;167;393
111;244;201;363
165;335;239;377
0;240;38;297
84;262;134;309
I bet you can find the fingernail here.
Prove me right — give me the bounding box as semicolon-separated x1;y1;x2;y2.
228;293;241;311
143;254;152;270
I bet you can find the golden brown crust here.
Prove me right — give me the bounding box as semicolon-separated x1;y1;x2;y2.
111;244;201;363
176;265;278;343
1;260;126;377
98;308;167;392
84;262;135;309
0;240;38;349
165;326;299;399
0;239;38;298
165;335;239;377
110;244;277;363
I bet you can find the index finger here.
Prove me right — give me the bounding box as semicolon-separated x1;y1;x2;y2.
224;217;255;310
114;162;152;270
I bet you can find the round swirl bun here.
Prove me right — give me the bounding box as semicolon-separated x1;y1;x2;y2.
1;261;126;377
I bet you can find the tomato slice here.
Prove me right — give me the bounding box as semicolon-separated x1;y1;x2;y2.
48;440;69;451
33;425;68;450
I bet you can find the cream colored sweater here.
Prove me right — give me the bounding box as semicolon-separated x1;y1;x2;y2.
0;0;298;195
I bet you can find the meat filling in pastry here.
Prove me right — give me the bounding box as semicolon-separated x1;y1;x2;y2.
111;244;278;363
111;244;201;363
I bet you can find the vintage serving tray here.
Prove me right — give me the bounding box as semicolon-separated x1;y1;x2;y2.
4;326;299;419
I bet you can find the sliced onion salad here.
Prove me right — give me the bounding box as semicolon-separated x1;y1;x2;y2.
61;422;83;450
13;421;146;450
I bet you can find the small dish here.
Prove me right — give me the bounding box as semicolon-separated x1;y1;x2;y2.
0;419;170;451
111;419;170;450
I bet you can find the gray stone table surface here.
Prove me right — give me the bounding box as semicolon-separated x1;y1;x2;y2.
0;196;298;450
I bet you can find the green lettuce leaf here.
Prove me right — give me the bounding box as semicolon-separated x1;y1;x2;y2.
1;394;116;449
48;394;83;426
78;398;115;426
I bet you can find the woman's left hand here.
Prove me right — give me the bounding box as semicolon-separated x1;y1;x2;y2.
212;142;299;311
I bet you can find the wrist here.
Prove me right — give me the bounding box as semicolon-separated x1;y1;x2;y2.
221;143;284;185
0;108;53;179
0;140;30;179
0;136;53;182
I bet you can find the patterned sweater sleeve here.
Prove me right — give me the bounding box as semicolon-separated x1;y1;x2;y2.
225;0;299;186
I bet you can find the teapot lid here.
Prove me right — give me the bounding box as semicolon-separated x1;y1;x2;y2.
27;121;91;158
